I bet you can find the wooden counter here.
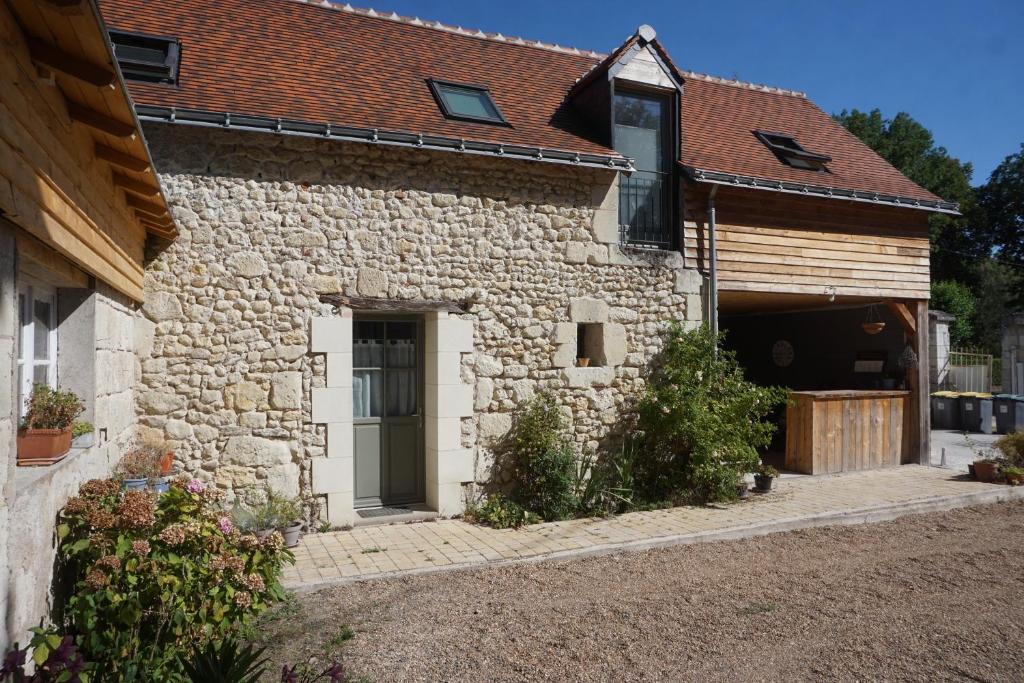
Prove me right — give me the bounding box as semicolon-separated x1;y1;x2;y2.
785;390;910;475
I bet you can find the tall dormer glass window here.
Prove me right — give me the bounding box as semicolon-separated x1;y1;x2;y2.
614;89;672;248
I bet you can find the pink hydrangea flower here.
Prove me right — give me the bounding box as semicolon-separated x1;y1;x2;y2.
218;517;233;534
185;479;205;493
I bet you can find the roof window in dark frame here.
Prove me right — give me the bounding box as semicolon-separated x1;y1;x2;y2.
109;29;181;85
427;79;508;125
754;130;832;171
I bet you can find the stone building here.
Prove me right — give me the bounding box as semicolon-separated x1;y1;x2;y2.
97;0;956;528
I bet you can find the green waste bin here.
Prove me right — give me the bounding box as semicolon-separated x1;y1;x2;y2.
960;394;994;434
994;394;1024;434
930;392;961;430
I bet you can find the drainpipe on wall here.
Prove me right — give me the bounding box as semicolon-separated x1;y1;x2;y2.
708;185;719;348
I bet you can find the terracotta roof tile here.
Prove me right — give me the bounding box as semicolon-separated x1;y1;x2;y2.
98;0;943;205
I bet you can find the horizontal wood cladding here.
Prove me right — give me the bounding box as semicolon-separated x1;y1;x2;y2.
684;184;931;300
0;1;146;301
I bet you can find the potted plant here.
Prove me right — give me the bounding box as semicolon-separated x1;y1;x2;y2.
71;420;94;449
270;490;304;548
735;482;750;500
754;464;778;493
973;458;1000;483
115;441;166;491
1002;466;1024;486
576;357;590;367
16;384;84;466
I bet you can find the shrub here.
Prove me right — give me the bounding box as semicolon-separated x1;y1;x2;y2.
504;392;578;521
994;432;1024;467
114;445;164;482
20;384;83;431
464;493;538;529
635;323;787;504
56;477;293;680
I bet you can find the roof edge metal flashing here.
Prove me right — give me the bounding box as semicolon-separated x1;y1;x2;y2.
684;166;961;215
134;105;634;171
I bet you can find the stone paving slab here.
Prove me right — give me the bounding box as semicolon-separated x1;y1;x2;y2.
283;465;1024;592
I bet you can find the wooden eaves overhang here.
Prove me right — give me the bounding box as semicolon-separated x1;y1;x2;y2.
1;0;176;302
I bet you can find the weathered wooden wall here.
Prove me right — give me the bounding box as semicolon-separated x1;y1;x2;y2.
684;184;932;300
0;1;146;300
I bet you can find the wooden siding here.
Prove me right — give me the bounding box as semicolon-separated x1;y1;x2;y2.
684;184;932;300
785;391;908;474
0;1;168;301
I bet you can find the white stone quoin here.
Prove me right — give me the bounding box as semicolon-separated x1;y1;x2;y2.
424;312;476;516
309;311;356;527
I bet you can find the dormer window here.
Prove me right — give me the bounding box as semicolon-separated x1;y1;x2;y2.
109;30;181;85
428;79;507;125
755;131;831;171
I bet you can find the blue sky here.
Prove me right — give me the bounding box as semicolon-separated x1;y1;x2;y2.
372;0;1023;185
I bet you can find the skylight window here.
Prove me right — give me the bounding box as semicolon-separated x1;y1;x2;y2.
428;79;507;125
754;130;831;171
109;30;181;85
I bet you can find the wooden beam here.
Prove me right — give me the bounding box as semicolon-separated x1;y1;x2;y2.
320;294;468;313
27;37;115;88
124;194;166;217
112;172;160;197
66;101;135;138
911;301;930;465
885;302;917;335
94;143;150;173
39;0;85;9
140;223;175;239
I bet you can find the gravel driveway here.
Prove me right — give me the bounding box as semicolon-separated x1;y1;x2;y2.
258;501;1024;682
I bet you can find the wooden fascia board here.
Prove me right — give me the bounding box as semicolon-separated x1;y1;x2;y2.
27;36;114;88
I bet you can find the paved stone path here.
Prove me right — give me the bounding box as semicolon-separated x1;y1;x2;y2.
283;465;1024;591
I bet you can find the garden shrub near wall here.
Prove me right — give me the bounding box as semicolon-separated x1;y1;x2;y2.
634;323;788;504
54;477;293;681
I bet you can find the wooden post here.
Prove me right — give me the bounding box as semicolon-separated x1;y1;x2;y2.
911;300;931;465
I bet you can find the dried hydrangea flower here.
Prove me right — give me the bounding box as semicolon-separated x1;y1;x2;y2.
79;478;120;498
131;539;151;555
96;555;121;571
217;517;234;534
158;524;188;546
87;509;117;530
233;591;252;609
242;572;265;592
185;478;205;494
117;491;157;530
84;569;109;589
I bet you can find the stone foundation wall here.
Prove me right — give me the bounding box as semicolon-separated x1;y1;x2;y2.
141;125;703;517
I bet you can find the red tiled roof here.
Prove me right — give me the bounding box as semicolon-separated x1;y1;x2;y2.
98;0;944;205
680;77;943;203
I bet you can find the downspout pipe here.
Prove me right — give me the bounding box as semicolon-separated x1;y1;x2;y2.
708;185;719;347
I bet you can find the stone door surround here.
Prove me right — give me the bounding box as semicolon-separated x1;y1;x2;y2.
309;308;475;527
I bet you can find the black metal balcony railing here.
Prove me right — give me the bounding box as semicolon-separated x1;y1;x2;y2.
619;171;670;249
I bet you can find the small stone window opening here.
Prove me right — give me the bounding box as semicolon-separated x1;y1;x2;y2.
576;323;604;367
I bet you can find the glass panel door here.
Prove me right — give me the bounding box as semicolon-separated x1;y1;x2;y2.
614;90;672;248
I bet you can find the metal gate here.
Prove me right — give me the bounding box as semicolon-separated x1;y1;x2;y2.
940;349;994;393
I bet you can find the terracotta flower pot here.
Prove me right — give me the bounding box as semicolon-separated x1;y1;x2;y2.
861;322;886;335
974;460;999;483
160;451;175;476
16;428;72;466
577;357;590;367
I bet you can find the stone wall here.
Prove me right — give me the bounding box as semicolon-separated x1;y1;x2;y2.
0;220;18;649
2;274;139;649
140;124;702;518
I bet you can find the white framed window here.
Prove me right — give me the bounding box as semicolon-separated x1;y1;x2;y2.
16;278;58;417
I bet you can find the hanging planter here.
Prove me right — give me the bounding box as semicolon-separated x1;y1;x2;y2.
861;303;885;335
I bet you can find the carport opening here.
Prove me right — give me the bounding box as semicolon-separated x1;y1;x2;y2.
719;292;917;475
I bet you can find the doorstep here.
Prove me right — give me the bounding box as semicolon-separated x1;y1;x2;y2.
352;504;438;528
284;466;1024;592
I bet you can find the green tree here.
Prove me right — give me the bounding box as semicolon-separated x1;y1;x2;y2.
930;280;976;347
976;144;1024;304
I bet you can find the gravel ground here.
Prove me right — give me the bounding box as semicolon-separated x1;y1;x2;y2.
258;501;1024;682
